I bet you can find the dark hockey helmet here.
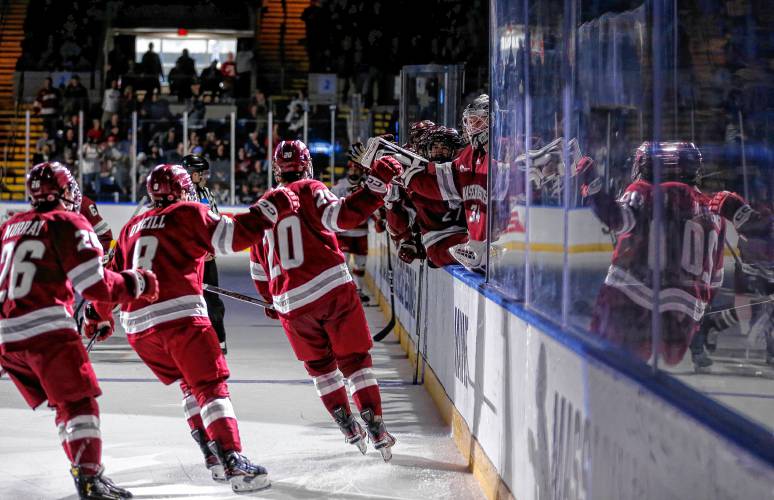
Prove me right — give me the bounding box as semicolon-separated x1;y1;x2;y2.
146;163;195;205
422;126;467;162
407;120;436;151
27;161;82;212
462;94;489;149
182;154;210;173
631;141;703;184
273;140;312;181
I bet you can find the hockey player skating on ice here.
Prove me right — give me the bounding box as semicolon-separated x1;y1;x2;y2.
576;142;764;365
249;140;402;461
182;154;230;354
331;156;373;303
89;164;299;492
0;162;158;499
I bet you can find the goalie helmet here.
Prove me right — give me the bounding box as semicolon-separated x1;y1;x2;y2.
422;126;467;162
147;163;195;204
462;94;489;150
27;161;82;212
631;141;703;184
273;140;312;181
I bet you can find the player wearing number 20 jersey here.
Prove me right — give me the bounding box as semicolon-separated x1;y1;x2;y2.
0;162;156;499
578;142;726;365
100;164;295;492
250;141;402;460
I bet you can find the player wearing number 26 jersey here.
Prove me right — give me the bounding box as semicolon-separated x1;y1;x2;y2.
250;140;402;460
0;162;157;499
577;143;727;365
97;164;297;493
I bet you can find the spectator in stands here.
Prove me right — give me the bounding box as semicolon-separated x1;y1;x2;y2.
59;37;82;70
210;182;229;205
237;183;254;204
106;44;129;88
186;82;207;129
161;128;178;158
86;118;104;143
246;159;266;197
141;42;163;93
201;60;223;97
81;136;101;196
210;143;230;184
105;113;126;142
102;79;121;124
220;52;237;99
244;131;263;159
62;74;89;117
33;77;61;136
101;134;129;195
60;127;78;162
301;0;327;72
36;130;57;158
176;49;197;79
141;90;174;128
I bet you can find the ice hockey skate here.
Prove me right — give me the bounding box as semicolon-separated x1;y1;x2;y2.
333;406;368;454
208;441;270;492
360;408;396;462
191;428;226;481
71;465;133;499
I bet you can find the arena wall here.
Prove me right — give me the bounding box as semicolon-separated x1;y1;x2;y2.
365;225;774;500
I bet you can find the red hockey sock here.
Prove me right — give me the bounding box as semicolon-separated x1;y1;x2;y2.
56;398;102;474
181;389;205;431
193;381;241;453
346;367;382;416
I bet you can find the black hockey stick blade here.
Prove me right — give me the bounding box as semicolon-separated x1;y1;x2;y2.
373;314;396;342
203;284;274;309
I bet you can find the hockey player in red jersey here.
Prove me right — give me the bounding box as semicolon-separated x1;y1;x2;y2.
90;163;298;492
331;157;372;302
0;162;158;499
249;140;402;461
79;195;113;255
577;142;739;364
361;94;490;271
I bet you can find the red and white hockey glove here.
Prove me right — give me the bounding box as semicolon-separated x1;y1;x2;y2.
253;187;300;224
265;307;279;320
82;303;114;341
575;156;601;197
709;191;753;228
122;269;159;304
366;156;403;195
398;236;426;264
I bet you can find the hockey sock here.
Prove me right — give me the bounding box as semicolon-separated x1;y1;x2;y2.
305;358;351;417
193;381;242;453
339;354;382;416
181;390;206;431
56;397;102;475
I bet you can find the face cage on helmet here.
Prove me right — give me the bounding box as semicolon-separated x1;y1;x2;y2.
463;113;488;147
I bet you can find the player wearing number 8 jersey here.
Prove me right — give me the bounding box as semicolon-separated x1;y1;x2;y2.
249;140;402;460
0;162;158;499
577;142;731;365
93;163;298;493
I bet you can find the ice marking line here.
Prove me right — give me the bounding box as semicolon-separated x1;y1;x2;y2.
705;391;774;400
0;377;415;386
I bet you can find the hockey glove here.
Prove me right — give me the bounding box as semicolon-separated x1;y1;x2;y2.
122;269;159;304
366;156;403;195
348;142;367;166
398;237;426;264
575;156;601;197
82;303;114;341
709;191;754;229
254;187;300;224
265;307;279;320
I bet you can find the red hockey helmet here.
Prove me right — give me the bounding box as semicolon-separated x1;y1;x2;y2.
421;126;467;162
27;161;82;212
462;94;489;149
631;141;703;184
407;120;436;151
273;140;312;181
146;163;195;204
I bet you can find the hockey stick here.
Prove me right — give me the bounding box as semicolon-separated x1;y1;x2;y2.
373;232;396;342
413;258;427;385
202;284;274;309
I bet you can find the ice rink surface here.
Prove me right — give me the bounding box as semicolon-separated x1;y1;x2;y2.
0;255;484;499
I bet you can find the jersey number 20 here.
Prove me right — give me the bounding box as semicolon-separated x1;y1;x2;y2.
265;216;304;278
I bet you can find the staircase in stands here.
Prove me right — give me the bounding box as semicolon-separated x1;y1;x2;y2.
0;0;40;201
256;0;309;96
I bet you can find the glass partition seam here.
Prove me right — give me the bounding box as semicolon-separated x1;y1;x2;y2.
523;0;532;307
651;0;665;372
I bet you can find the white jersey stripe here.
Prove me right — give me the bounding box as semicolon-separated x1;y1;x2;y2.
422;225;468;248
322;200;343;233
250;261;268;281
120;295;208;334
434;161;461;203
272;264;352;314
0;306;76;345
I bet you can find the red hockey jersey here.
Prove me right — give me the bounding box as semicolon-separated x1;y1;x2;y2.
331;177;369;238
404;144;488;243
250;179;385;316
588;181;725;320
110;202;269;335
80;196;113;252
0;209;135;351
